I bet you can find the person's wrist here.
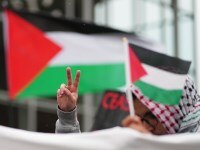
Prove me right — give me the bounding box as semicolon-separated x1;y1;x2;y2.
66;105;76;112
58;104;76;112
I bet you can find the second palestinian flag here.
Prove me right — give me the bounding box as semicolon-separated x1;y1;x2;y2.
128;43;191;105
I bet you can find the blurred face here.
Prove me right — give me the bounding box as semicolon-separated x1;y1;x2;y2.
134;98;167;135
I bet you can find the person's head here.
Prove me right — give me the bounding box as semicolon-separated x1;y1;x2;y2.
133;98;167;135
132;76;200;134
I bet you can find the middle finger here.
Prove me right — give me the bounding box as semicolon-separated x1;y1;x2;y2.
73;70;81;91
66;67;73;87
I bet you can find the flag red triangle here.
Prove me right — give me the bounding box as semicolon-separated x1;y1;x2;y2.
5;10;61;99
128;45;147;82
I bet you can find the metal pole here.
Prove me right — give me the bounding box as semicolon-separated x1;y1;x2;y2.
27;100;37;131
172;0;179;57
65;0;75;18
160;1;166;44
104;0;109;25
82;94;95;132
81;0;95;131
18;107;27;130
82;0;93;22
194;0;200;90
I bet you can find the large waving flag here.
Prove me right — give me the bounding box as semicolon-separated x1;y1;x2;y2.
3;9;162;99
128;43;191;105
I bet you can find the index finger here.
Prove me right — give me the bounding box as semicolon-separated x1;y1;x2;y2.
73;70;81;91
66;67;73;87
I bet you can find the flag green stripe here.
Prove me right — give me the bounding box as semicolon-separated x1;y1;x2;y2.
134;80;183;105
17;64;125;99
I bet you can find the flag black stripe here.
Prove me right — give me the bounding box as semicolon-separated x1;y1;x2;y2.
129;43;191;74
13;9;129;34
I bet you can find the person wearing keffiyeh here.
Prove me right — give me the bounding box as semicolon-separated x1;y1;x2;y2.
122;76;200;134
55;67;200;135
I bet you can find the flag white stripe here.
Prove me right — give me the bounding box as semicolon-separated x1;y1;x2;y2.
141;64;187;90
45;32;125;65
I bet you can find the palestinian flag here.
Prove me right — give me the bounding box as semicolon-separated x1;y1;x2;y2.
128;43;191;105
3;9;151;99
4;9;61;99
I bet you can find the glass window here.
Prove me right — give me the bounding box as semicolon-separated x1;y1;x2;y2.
94;0;195;79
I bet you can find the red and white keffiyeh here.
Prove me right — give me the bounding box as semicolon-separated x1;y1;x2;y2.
132;76;200;134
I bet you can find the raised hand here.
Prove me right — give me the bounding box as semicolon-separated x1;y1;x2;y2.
122;115;152;134
57;67;81;112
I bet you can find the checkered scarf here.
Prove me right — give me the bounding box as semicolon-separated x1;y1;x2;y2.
131;76;200;134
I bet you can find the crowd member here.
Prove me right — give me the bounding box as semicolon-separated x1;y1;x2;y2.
56;67;81;133
55;67;200;134
123;76;200;134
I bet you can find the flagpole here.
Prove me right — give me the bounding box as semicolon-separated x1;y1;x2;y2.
123;37;135;116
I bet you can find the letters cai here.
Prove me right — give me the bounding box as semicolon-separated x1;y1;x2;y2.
101;92;129;112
